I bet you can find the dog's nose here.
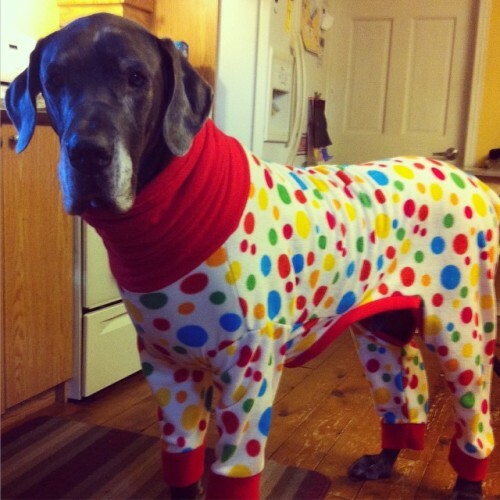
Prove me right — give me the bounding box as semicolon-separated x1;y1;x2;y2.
67;138;113;173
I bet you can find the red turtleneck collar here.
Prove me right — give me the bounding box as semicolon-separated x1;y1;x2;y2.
83;120;250;292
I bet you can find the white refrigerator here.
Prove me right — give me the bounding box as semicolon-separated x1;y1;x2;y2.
214;0;334;165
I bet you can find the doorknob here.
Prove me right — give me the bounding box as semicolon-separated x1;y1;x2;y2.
432;147;459;161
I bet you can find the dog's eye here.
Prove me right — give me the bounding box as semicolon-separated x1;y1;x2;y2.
128;70;147;88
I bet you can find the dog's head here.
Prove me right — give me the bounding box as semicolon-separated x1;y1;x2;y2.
5;13;213;214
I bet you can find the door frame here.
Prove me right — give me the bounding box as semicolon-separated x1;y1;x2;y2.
464;0;492;167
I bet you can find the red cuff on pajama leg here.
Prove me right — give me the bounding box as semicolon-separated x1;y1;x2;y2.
162;446;206;487
449;440;490;482
382;423;426;450
206;471;261;500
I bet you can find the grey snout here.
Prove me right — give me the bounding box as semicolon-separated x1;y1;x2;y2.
67;135;114;173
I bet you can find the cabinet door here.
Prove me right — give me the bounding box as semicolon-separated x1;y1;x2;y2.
1;123;74;408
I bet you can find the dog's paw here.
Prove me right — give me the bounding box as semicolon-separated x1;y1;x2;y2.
347;449;399;481
450;478;483;500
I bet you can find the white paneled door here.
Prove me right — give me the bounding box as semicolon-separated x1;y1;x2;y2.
328;0;477;165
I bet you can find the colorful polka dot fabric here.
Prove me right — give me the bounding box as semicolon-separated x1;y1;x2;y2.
84;120;500;496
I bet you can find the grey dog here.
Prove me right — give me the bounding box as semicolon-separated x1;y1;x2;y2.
6;13;499;500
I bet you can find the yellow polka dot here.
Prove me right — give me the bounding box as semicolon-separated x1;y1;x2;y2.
292;333;317;354
450;193;459;206
417;182;426;194
430;183;443;201
226;261;242;284
273;206;280;220
227;344;237;356
409;408;419;421
228;464;253;478
323;253;336;271
181;405;202;430
486;432;495;446
374;387;391;404
424;315;443;336
392;193;400;203
375;214;391;239
296;210;311;238
124;300;143;322
232;385;247;402
258;187;268;210
345;202;356;221
462;343;473;358
401;239;411;254
394;165;414;179
472;193;487;217
470;264;480;287
156;388;171;407
311;177;329;192
206;247;227;267
470;414;481;432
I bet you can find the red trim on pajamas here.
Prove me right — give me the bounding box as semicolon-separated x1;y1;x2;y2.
206;472;261;500
449;440;490;482
381;423;426;450
162;446;206;487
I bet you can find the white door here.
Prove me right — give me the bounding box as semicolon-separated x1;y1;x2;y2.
327;0;477;165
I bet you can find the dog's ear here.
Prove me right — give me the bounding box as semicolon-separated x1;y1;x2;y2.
158;38;213;156
5;39;44;153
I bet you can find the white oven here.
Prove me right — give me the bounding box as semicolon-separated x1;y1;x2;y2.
68;220;141;399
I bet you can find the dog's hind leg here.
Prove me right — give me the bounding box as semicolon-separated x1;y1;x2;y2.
348;320;428;480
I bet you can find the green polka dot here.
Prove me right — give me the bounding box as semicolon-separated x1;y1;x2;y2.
221;371;231;384
139;292;168;309
277;184;291;204
246;275;256;291
210;291;226;305
396;228;406;241
460;392;475;409
221;444;237;462
142;362;154;376
417;394;425;405
414;251;424;263
243;399;254;413
484;322;494;333
451;173;466;189
318;235;327;250
269;228;278;245
367;344;377;352
356;237;364;253
451;331;460;342
359;193;372;207
173;346;187;355
460;287;468;299
382;373;391;382
313;189;323;200
443;214;454;228
394;180;404;191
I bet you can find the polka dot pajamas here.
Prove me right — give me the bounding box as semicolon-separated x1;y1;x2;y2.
84;120;499;496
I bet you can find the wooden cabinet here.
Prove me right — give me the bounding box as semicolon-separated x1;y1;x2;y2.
1;121;74;412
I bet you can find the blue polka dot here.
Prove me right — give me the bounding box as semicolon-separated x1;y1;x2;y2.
394;372;404;392
268;291;281;319
176;325;209;347
261;255;272;276
431;236;445;254
376;255;384;271
219;313;242;333
441;265;461;290
258;378;268;397
289;172;308;190
477;231;486;249
336;291;356;314
346;261;355;278
367;170;389;186
383;412;397;424
292;254;304;274
465;442;478;454
258;407;272;436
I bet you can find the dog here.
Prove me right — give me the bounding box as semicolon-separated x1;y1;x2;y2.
6;13;499;500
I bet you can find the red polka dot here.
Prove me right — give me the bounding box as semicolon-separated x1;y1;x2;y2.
174;369;189;383
431;167;446;180
237;345;253;368
458;370;474;386
313;286;328;306
400;267;415;287
278;254;291;279
180;273;209;294
283;224;293;239
163;423;175;435
326;211;336;229
403;199;416;217
246;439;261;457
464;206;473;219
386;246;396;259
453;234;468;255
432;294;444;307
307;252;315;266
418;205;429;221
375;189;386;204
481;399;488;414
244;212;255;234
485;339;495;356
461;307;473;324
359;260;371;281
366;359;380;373
264;169;273;188
295;190;307;204
153;318;170;331
222;411;239;434
297;296;307;310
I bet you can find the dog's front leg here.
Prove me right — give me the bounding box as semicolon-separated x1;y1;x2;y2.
347;448;400;480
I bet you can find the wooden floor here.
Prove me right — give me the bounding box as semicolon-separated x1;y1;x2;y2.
15;332;500;499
